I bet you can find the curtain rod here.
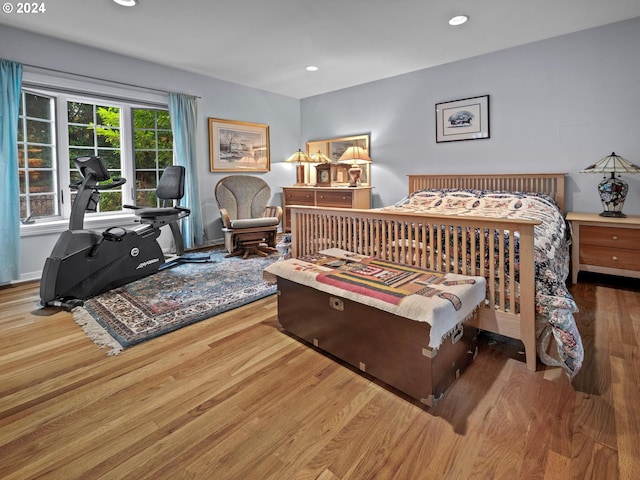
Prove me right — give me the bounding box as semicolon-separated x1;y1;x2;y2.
21;62;201;99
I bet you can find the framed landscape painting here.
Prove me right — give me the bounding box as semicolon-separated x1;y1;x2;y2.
435;95;490;143
209;118;270;172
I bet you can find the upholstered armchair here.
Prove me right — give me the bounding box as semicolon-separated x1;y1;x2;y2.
214;175;282;258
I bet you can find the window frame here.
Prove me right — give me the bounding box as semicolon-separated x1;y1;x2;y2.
19;70;170;237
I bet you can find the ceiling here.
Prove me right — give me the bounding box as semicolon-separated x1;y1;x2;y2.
2;0;640;99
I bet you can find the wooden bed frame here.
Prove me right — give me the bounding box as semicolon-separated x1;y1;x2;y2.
288;173;566;372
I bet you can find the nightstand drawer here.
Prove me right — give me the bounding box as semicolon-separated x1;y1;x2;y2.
316;190;353;207
284;190;315;205
581;225;640;250
579;245;640;271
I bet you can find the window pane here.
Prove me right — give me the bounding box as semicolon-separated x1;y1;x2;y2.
158;130;173;149
134;130;156;149
97;106;120;127
30;195;56;217
99;192;122;212
19;91;58;220
18;145;25;168
29;171;54;193
136;190;157;208
132;108;173;207
26;119;52;144
27;146;54;168
158;151;173;169
70;170;82;184
68;102;93;124
135;150;157;169
157;111;171;129
25;93;52;120
133;109;156;129
97;127;120;148
98;150;120;169
69;148;92;162
136;170;157;190
19;171;26;194
68;125;94;147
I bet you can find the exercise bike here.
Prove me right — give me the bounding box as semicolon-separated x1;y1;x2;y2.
40;155;200;308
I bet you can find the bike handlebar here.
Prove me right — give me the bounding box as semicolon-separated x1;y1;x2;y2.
70;177;127;191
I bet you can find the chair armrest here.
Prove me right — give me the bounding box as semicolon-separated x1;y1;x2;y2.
264;205;283;223
219;208;232;228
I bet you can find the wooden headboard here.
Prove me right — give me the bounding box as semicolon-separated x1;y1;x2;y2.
407;173;566;212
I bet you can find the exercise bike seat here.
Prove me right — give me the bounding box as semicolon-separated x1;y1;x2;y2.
125;165;190;227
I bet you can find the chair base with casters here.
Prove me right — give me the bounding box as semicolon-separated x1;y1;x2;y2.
223;225;278;259
215;176;283;259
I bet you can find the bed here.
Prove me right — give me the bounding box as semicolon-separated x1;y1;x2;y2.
286;173;583;379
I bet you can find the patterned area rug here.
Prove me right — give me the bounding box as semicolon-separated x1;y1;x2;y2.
72;249;279;355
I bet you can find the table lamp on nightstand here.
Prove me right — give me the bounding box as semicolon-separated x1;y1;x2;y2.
338;146;371;187
580;152;640;217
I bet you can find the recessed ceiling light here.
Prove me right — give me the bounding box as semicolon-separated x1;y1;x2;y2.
113;0;137;7
448;15;469;26
305;65;319;72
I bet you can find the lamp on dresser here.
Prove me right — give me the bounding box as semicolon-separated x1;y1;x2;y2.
580;152;640;217
285;149;313;186
338;146;371;187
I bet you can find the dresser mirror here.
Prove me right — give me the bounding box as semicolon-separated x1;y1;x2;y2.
306;133;371;186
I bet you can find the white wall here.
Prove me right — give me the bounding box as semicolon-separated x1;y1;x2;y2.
301;17;640;213
0;25;301;281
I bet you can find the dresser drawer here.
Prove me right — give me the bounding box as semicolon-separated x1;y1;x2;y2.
284;189;315;205
316;190;353;207
579;245;640;271
580;225;640;250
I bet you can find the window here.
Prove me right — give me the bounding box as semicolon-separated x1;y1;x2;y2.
17;80;172;224
67;101;123;212
18;92;58;220
133;109;173;207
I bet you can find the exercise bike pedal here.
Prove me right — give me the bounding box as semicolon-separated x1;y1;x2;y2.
43;298;85;310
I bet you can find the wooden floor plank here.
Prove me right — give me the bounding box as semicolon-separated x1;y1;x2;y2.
0;274;638;479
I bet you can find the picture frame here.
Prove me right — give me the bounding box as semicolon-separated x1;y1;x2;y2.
209;118;270;172
435;95;490;143
306;133;370;186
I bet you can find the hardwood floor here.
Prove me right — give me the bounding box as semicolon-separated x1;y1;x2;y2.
0;275;638;479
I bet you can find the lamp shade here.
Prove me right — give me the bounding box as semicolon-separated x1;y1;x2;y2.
285;149;313;164
338;146;371;165
338;146;371;187
580;152;640;218
285;149;313;186
311;150;332;164
580;152;640;174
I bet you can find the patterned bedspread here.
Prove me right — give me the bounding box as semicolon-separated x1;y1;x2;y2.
380;189;583;378
265;248;486;349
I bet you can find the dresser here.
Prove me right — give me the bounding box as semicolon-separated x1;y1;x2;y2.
566;212;640;283
282;186;372;231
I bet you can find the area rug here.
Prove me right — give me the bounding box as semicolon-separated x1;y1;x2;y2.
72;249;279;355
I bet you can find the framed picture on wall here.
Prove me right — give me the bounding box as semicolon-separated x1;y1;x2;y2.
208;118;270;172
435;95;490;143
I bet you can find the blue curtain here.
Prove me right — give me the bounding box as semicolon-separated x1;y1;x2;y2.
168;93;204;248
0;59;22;283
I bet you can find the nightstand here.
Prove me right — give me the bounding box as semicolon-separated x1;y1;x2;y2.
566;212;640;283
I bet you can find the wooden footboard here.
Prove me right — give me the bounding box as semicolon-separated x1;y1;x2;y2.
289;206;540;371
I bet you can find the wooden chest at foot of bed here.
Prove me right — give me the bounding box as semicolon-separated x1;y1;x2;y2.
276;278;478;407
